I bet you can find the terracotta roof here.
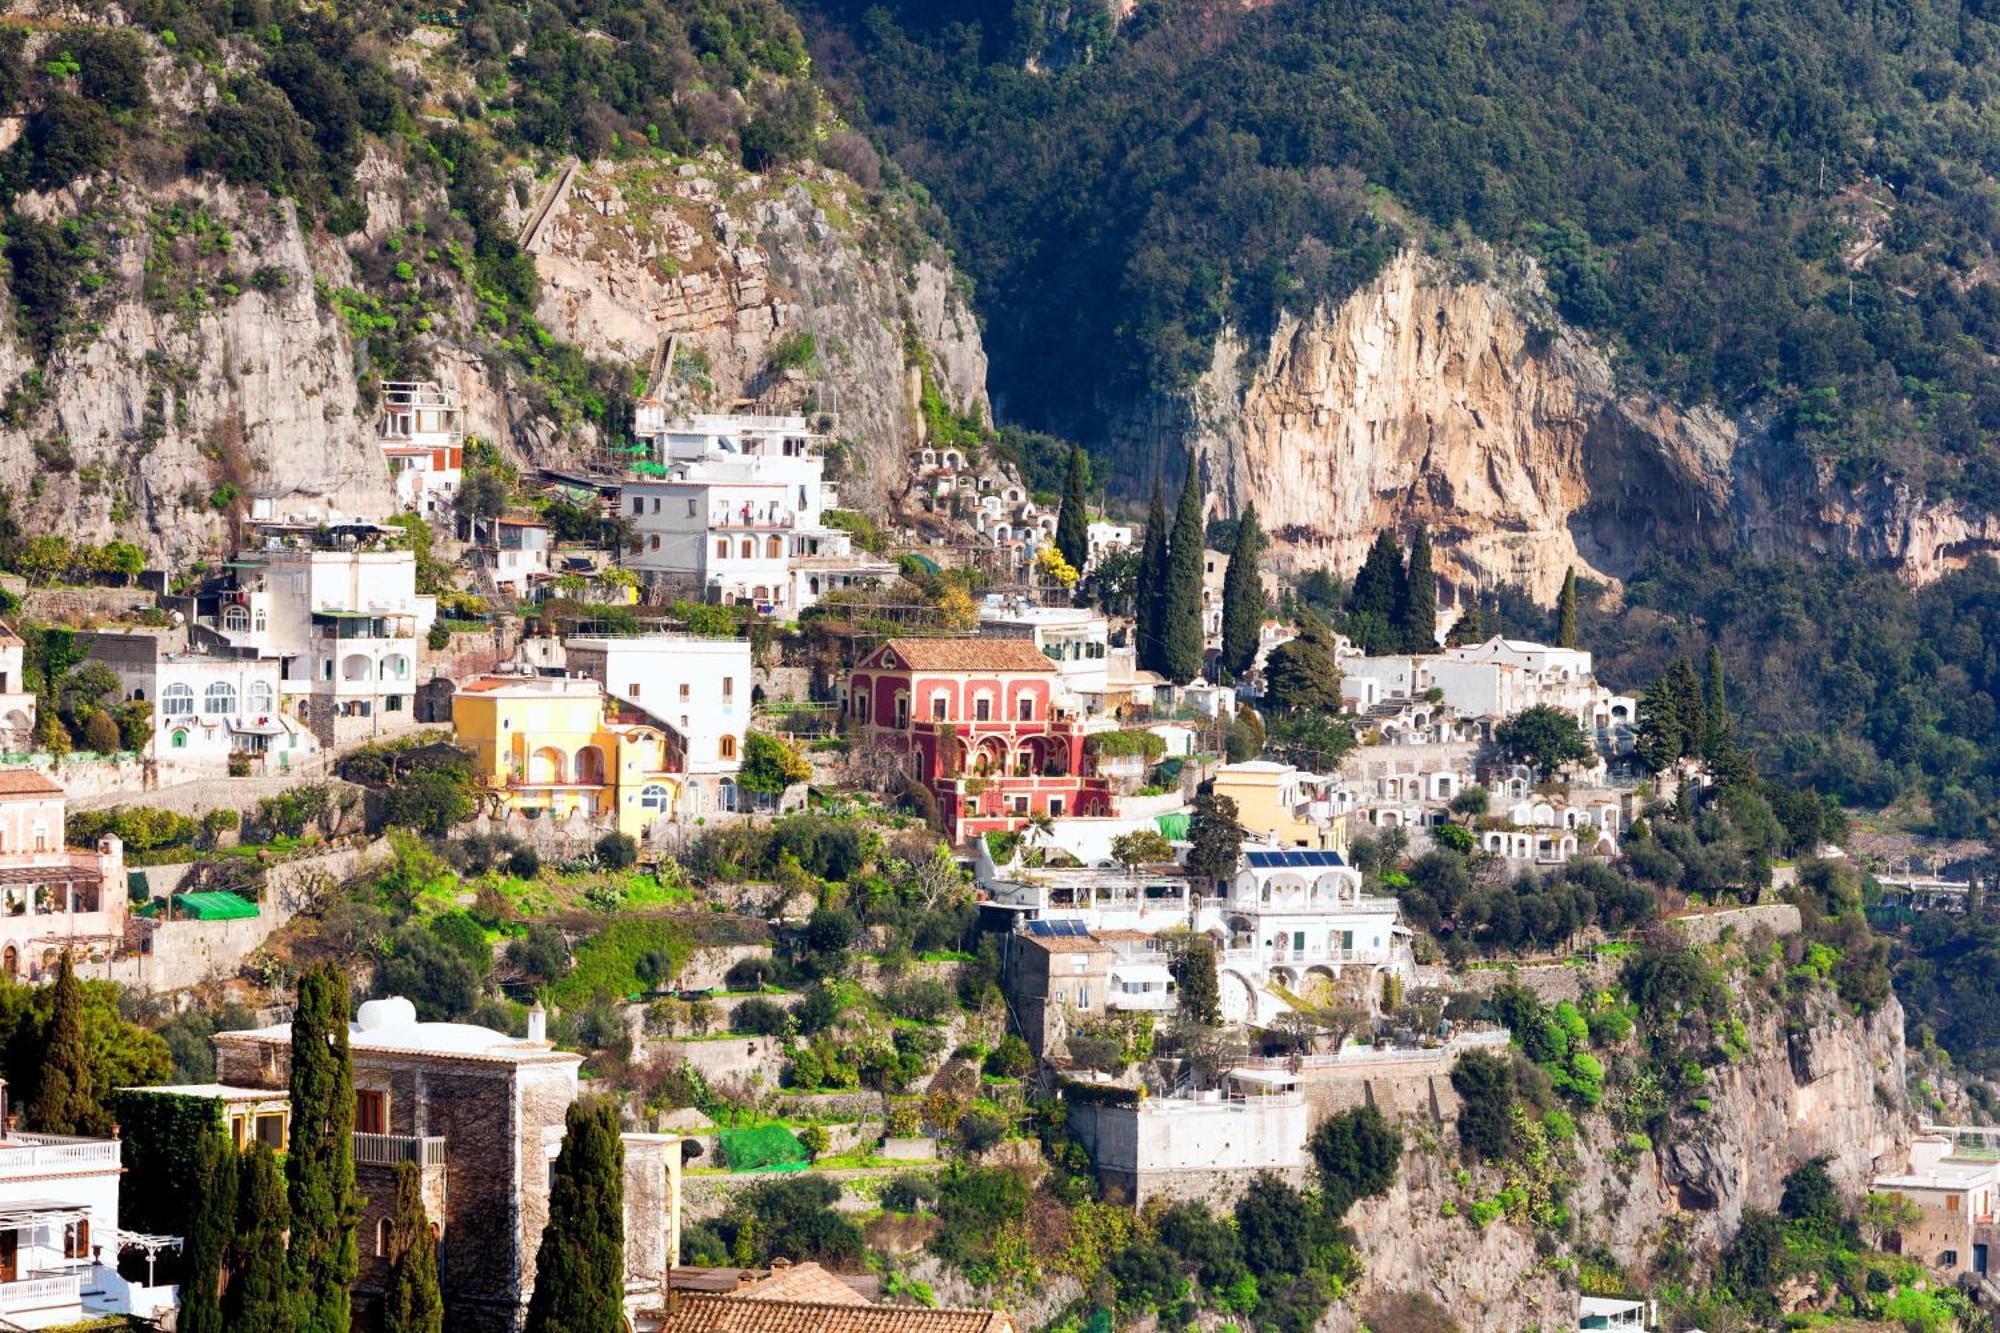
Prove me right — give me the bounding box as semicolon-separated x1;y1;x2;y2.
0;772;62;797
655;1294;1015;1333
870;638;1055;674
734;1263;869;1306
1017;934;1110;955
0;620;21;645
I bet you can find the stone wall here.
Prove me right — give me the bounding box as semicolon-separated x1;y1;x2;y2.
1672;902;1803;945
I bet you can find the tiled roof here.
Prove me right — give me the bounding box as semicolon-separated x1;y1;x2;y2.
655;1294;1015;1333
0;771;62;797
1018;934;1110;955
734;1262;869;1305
870;638;1055;674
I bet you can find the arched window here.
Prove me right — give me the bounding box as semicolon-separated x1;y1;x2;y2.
223;605;250;632
376;1218;391;1258
170;729;188;749
249;681;274;715
718;735;737;761
161;683;195;716
640;784;672;813
204;681;238;715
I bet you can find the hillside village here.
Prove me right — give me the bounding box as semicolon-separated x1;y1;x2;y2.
0;372;1984;1333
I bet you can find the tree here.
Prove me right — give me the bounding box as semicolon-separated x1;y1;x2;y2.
1348;530;1403;653
1264;613;1343;714
740;730;810;796
229;1143;292;1333
1220;502;1266;679
1308;1105;1402;1211
178;1131;237;1333
454;469;507;525
80;707;120;754
1394;527;1437;652
594;832;638;869
30;952;100;1134
1555;567;1578;647
1492;705;1593;776
1160;465;1206;682
1701;643;1731;761
1168;933;1221;1025
1186;792;1243;884
288;963;362;1333
1136;477;1169;673
1635;657;1708;774
1109;829;1175;870
96;540;145;584
381;1161;444;1333
1054;444;1090;574
1448;1048;1514;1161
525;1098;625;1333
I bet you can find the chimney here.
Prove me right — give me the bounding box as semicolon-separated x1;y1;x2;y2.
526;1001;547;1044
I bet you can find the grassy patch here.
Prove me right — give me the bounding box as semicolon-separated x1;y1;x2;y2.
551;915;693;1007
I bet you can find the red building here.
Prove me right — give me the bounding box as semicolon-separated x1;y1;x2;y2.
847;638;1114;842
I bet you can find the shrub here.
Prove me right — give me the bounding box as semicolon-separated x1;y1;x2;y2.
982;1035;1036;1080
725;956;783;991
731;997;792;1036
881;1173;937;1213
955;1106;1008;1155
595;832;638;869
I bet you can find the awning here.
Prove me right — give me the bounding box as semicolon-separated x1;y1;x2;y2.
1229;1067;1298;1089
227;719;286;736
0;1200;89;1228
172;892;259;921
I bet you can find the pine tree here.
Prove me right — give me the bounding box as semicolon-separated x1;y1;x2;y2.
229;1143;293;1333
524;1099;625;1333
1265;613;1344;715
1135;476;1169;673
1054;445;1091;576
1446;598;1485;647
287;963;362;1333
30;952;99;1134
381;1161;444;1333
1396;526;1438;652
1347;529;1404;654
1219;501;1266;680
1160;464;1206;682
1555;567;1579;648
178;1131;237;1333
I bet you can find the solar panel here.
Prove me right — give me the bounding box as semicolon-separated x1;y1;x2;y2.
1027;920;1054;937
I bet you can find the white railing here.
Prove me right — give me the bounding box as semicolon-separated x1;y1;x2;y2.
0;1135;122;1173
352;1133;446;1167
0;1273;80;1311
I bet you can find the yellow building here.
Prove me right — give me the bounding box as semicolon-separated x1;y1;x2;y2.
451;675;683;839
1210;760;1349;855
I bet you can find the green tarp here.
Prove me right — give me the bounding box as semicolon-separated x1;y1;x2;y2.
172;891;259;921
1155;812;1190;841
717;1125;809;1173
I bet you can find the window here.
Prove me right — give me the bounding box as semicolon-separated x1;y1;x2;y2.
1077;987;1091;1010
854;693;870;724
170;729;188;749
248;680;274;715
162;683;195;716
631;497;643;514
230;1115;247;1150
651;498;661;514
223;605;250;632
1949;1195;1961;1212
974;695;992;722
719;735;737;761
255;610;266;632
640;784;672;813
376;1218;391;1258
255;1112;287;1150
686;498;697;517
650;535;661;551
766;536;782;559
1945;1250;1960;1267
628;683;640;698
716;539;728;559
740;538;754;559
931;695;947;721
1049;797;1064;818
894;695;910;729
63;1218;89;1260
722;677;734;701
355;1089;386;1135
679;684;690;702
1012;795;1029;814
1017;695;1035;721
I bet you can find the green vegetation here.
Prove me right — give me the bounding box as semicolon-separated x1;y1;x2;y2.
288;963;362;1333
1219;501;1266;680
526;1099;625;1333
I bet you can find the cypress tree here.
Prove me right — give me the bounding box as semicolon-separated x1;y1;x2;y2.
1054;445;1091;575
1702;644;1731;759
1396;526;1438;652
1348;529;1403;654
1555;567;1579;647
382;1161;444;1333
1160;464;1206;682
1135;476;1169;672
30;951;99;1134
1219;501;1266;680
524;1099;625;1333
178;1130;237;1333
287;963;362;1333
229;1143;293;1333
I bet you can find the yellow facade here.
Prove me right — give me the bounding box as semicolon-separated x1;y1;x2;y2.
1211;761;1349;855
451;677;681;838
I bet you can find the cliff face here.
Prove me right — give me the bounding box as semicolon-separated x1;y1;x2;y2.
1161;248;2000;598
1334;993;1910;1331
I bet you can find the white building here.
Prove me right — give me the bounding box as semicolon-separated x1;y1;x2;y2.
1578;1297;1655;1331
1085;520;1134;572
0;773;128;984
1066;1069;1308;1204
976;598;1112;713
489;517;552;596
195;525;437;747
84;630;315;770
378;380;463;517
0;624;34;751
561;634;752;816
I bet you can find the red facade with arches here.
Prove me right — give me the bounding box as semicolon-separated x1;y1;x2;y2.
847;638;1113;842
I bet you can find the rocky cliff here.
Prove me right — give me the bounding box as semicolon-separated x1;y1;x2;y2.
1333;991;1910;1331
1155;247;2000;600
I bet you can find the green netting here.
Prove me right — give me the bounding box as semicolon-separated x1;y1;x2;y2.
718;1125;809;1173
173;891;259;920
1154;813;1190;841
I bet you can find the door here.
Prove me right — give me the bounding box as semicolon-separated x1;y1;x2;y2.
0;1228;17;1281
1977;1243;1989;1275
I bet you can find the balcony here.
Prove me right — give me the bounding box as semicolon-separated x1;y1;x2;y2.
0;1134;122;1175
710;512;797;529
0;1273;80;1316
352;1132;447;1167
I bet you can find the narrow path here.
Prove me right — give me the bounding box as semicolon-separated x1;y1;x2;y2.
517;158;579;252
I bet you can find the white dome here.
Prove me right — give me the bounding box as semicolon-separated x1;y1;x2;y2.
356;997;418;1031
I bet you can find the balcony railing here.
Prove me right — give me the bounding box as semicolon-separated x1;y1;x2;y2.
353;1132;447;1167
0;1273;80;1312
0;1135;122;1173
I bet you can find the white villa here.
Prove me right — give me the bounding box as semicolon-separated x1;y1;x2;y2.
561;634;752;817
0;624;35;752
84;629;316;770
377;380;464;517
1203;848;1407;1024
977;598;1112;713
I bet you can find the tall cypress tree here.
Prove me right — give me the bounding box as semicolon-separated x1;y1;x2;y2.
30;952;99;1134
1555;567;1579;647
1160;464;1207;682
525;1099;625;1333
1136;476;1169;672
1702;644;1732;761
1348;529;1403;654
178;1130;237;1333
229;1143;293;1333
1396;526;1438;652
287;963;362;1333
1219;502;1266;680
1054;445;1091;575
382;1161;444;1333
